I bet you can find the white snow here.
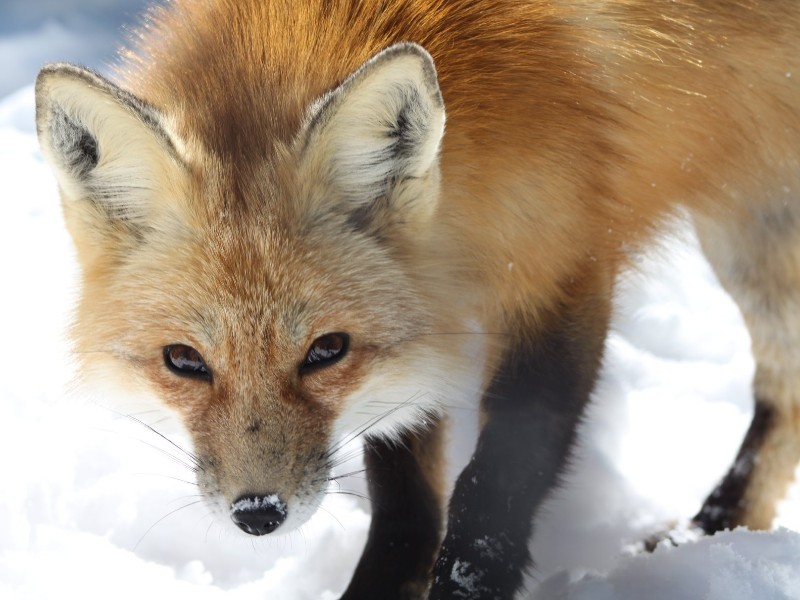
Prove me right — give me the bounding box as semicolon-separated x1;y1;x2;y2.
2;4;799;599
451;559;482;595
533;528;800;600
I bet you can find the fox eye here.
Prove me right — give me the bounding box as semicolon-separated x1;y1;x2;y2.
163;344;211;381
302;333;349;373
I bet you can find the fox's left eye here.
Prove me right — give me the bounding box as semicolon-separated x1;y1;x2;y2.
163;344;211;381
302;333;349;373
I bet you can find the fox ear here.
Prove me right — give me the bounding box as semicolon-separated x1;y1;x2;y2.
299;43;445;227
35;64;184;239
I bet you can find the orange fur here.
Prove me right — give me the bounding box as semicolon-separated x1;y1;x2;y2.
117;0;800;333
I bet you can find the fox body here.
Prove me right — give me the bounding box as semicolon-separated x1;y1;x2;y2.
36;1;800;598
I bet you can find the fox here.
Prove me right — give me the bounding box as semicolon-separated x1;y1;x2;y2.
35;0;800;598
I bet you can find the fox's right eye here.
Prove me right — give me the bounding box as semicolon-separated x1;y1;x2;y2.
163;345;211;381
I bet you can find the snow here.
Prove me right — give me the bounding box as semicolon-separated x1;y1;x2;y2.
230;495;287;516
451;559;482;596
2;3;799;599
534;528;800;600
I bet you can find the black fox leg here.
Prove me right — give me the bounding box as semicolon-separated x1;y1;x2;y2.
694;204;800;533
693;399;776;533
341;422;445;600
693;376;800;534
429;294;610;600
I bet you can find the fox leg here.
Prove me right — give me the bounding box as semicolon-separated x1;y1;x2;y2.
429;286;611;600
341;422;446;600
693;201;800;533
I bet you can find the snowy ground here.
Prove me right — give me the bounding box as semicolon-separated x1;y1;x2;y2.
2;3;800;599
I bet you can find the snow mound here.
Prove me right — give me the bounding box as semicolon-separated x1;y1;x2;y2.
533;528;800;600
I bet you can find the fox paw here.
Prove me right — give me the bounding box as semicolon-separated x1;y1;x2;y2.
626;521;704;554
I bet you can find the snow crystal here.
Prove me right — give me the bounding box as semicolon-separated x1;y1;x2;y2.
230;494;286;515
451;559;481;595
472;536;503;561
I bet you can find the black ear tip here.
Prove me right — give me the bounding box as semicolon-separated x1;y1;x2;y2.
35;65;64;117
377;42;437;72
383;41;434;64
36;62;64;84
35;68;50;92
35;64;92;126
36;63;75;94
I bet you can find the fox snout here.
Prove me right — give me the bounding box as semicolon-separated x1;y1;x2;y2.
187;394;339;537
196;444;331;537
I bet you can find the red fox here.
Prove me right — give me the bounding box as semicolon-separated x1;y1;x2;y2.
35;1;800;598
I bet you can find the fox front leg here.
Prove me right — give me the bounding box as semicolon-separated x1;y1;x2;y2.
341;423;446;600
429;292;611;600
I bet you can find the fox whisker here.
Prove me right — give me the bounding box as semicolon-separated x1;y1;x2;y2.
324;391;426;461
133;499;206;550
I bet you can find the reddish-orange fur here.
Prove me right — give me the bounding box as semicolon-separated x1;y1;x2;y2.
119;0;799;336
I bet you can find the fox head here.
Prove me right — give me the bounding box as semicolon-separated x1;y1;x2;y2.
36;43;477;535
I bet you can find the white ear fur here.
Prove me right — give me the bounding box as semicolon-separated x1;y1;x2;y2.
300;43;445;219
35;64;184;230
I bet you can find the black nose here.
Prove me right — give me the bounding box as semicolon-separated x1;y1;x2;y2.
230;494;288;536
